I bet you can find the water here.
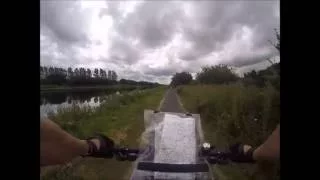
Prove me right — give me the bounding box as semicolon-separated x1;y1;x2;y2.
40;90;119;117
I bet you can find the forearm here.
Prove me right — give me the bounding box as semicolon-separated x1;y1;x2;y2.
40;119;89;166
253;124;280;161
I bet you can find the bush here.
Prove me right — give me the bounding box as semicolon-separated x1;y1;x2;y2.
196;64;239;84
170;72;193;86
242;62;280;90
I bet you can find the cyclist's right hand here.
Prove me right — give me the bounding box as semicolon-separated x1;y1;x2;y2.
229;143;256;163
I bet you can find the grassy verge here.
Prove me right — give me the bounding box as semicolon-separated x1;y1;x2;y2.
178;83;280;180
41;87;166;180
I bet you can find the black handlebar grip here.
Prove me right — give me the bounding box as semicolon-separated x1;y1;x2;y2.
127;153;138;161
115;152;127;161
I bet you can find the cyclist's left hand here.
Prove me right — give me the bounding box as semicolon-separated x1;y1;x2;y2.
86;133;115;158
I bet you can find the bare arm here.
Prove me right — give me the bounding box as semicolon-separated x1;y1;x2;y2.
40;119;98;166
230;124;280;163
253;124;280;161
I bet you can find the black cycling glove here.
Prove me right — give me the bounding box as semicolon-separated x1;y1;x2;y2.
229;143;256;163
84;133;115;158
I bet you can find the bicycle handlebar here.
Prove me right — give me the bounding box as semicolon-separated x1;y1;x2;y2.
111;147;140;161
84;143;256;174
108;144;234;165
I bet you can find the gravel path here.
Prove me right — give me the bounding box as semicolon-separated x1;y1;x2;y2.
159;88;186;113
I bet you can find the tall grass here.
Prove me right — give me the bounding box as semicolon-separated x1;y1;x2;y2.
178;83;280;180
42;87;166;180
49;89;159;139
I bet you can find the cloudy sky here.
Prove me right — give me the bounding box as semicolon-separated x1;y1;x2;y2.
40;0;279;84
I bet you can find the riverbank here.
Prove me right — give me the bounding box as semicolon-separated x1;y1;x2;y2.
41;87;166;180
41;84;159;93
178;84;280;180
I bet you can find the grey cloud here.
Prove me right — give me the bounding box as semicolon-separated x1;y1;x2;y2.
144;66;178;77
40;1;91;44
235;56;280;76
107;1;184;49
41;28;85;67
178;2;242;60
130;72;163;83
226;49;277;67
106;0;279;70
118;68;148;81
178;1;279;63
118;64;176;82
40;0;279;84
99;1;121;19
179;48;212;62
40;0;93;68
109;38;141;64
237;1;279;49
143;58;202;77
183;61;205;74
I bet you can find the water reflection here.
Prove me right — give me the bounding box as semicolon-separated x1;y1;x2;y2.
40;90;116;117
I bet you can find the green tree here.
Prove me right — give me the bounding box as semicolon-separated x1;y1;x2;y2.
67;67;73;78
94;68;99;78
170;72;193;86
99;68;104;78
74;68;80;77
86;68;91;79
40;65;158;87
46;74;66;85
269;28;280;53
196;64;238;84
43;67;48;74
79;68;86;77
48;67;54;75
111;71;118;81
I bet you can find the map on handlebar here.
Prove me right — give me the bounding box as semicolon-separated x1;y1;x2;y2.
129;110;214;180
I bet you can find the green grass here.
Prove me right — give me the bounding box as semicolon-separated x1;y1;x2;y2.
178;83;280;180
41;87;166;180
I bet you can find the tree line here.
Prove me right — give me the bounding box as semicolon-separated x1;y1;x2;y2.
170;29;280;89
171;60;279;90
40;66;159;87
40;66;117;80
